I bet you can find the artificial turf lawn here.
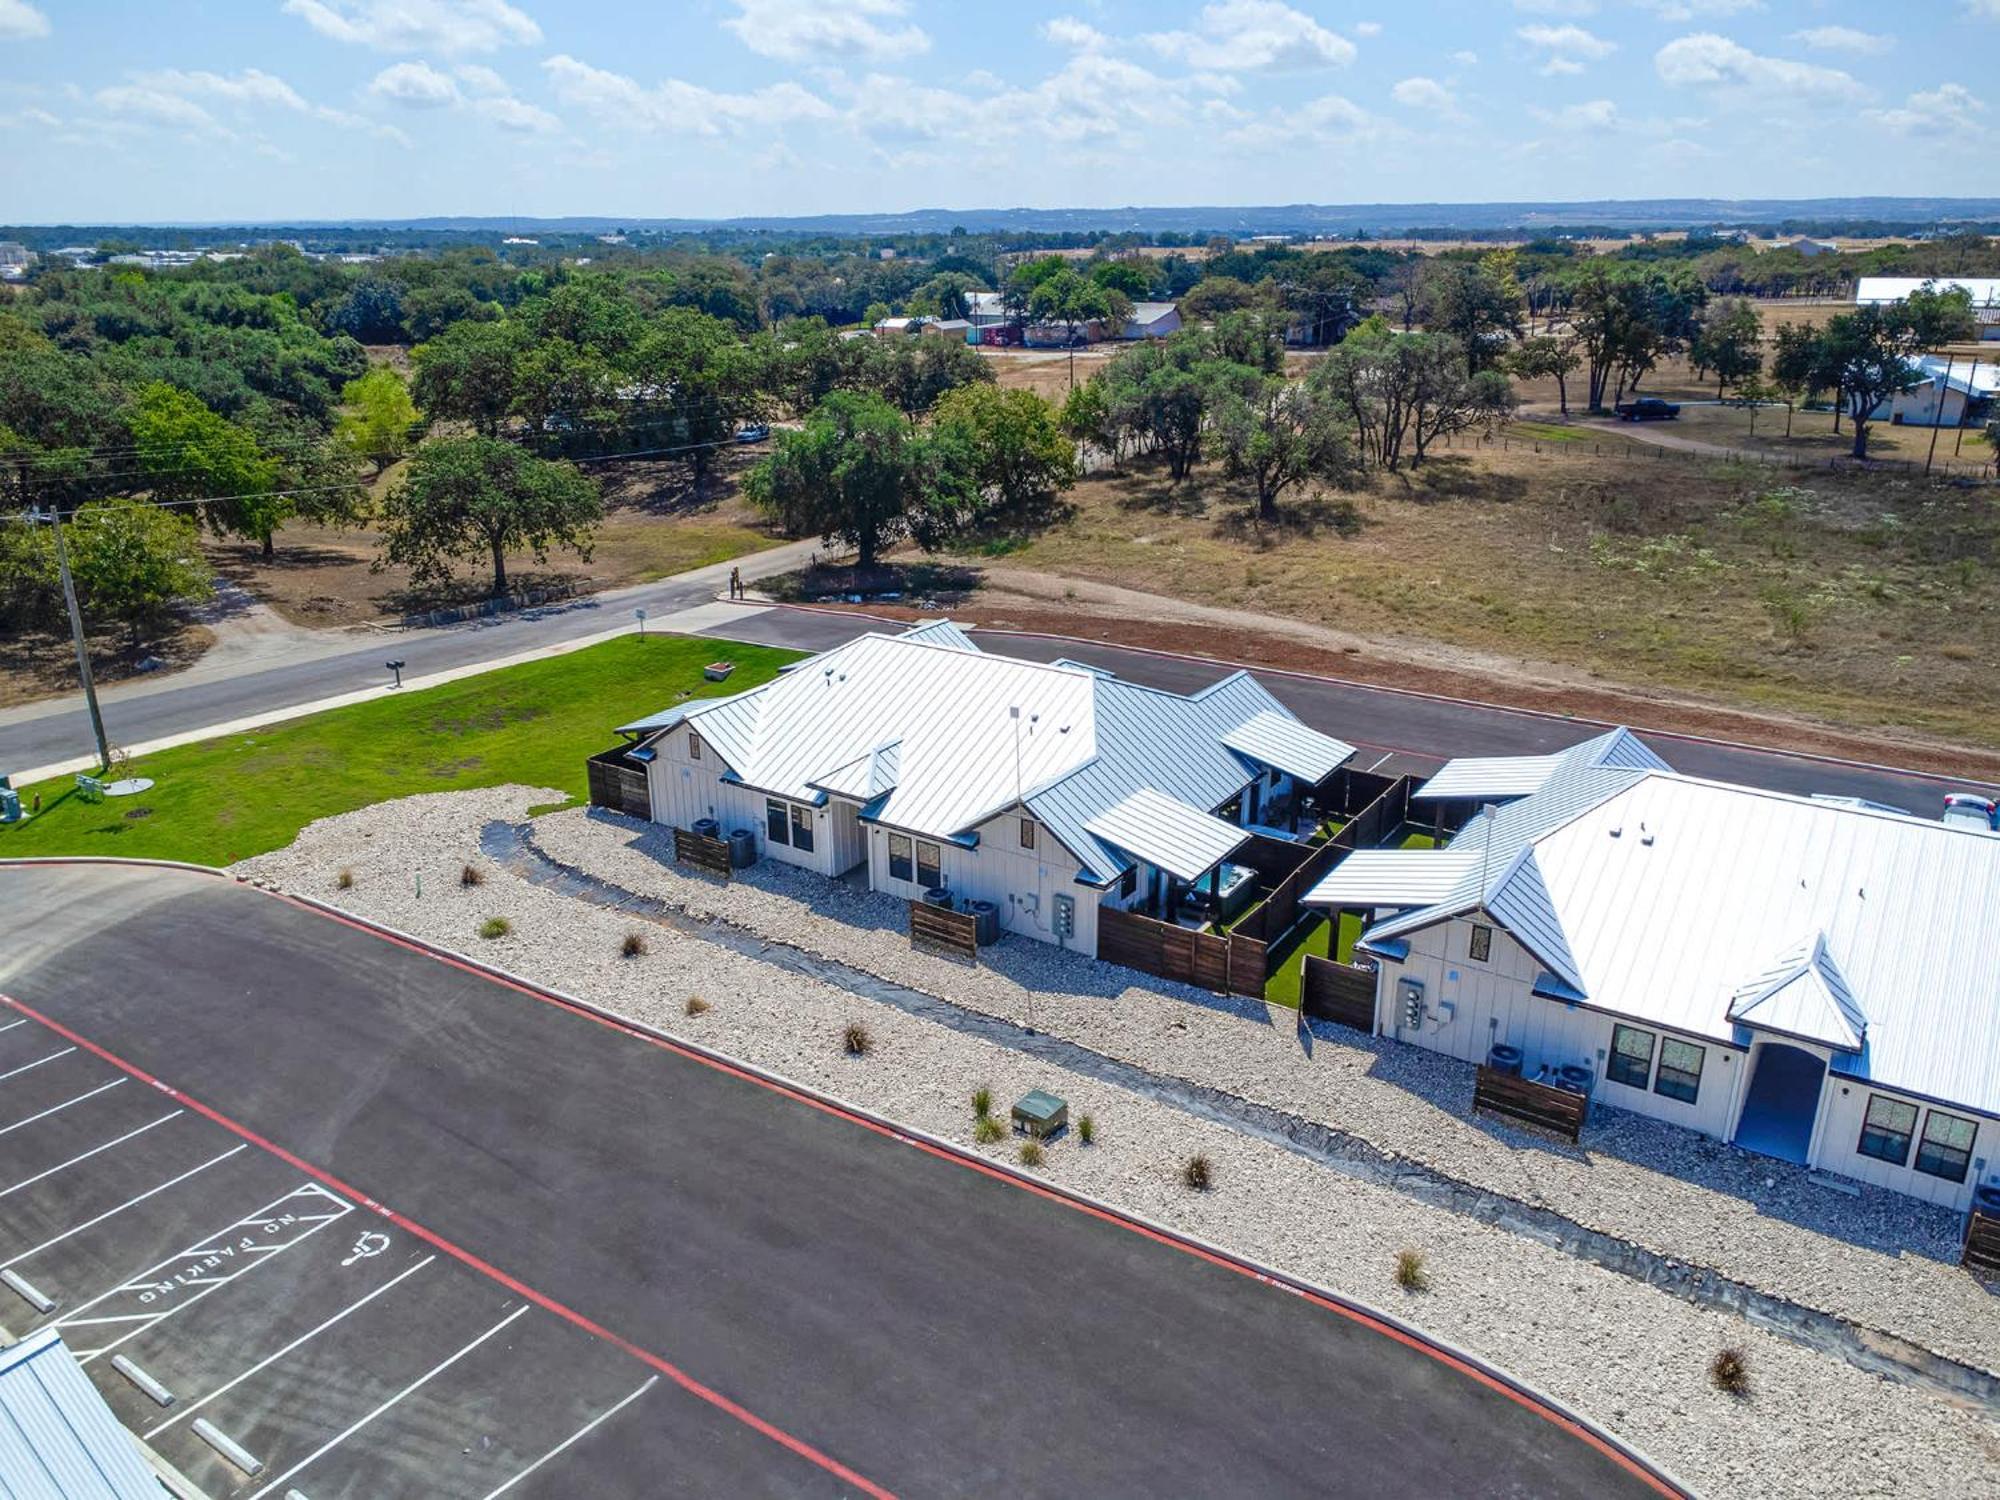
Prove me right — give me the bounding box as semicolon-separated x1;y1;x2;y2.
1262;910;1365;1010
0;634;801;868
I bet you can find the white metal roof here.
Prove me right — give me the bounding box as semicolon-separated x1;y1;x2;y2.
1856;276;2000;307
1306;848;1480;907
1085;788;1248;883
1222;710;1356;785
1413;727;1669;803
0;1328;159;1499
640;622;1350;882
1356;768;2000;1117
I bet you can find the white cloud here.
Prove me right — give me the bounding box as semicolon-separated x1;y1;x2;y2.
1867;82;1987;135
281;0;541;55
93;84;222;135
1390;76;1457;114
1655;33;1866;101
0;0;49;40
1517;22;1614;75
472;92;559;132
1531;97;1618;130
1225;91;1380;151
723;0;928;64
1451;49;1479;66
368;60;460;107
1354;21;1382;38
1636;0;1761;19
454;63;511;95
1790;26;1891;55
1146;1;1356;73
543;54;834;136
136;68;311;111
1042;16;1110;50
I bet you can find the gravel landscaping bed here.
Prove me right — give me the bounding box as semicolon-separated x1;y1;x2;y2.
235;788;2000;1500
524;806;2000;1379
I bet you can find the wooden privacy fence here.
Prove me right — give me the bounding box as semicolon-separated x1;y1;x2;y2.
1472;1066;1588;1144
672;826;733;882
1300;956;1376;1031
1229;777;1419;948
909;902;979;963
1964;1207;2000;1277
586;745;652;821
1099;907;1266;998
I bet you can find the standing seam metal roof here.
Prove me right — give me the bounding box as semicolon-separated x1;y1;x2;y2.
0;1328;159;1499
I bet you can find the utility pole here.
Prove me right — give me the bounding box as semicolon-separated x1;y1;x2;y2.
1924;351;1955;476
35;504;112;772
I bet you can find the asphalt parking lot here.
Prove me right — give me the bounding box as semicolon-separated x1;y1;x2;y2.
0;861;1680;1499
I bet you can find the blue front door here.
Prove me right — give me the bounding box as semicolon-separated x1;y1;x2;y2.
1733;1043;1826;1165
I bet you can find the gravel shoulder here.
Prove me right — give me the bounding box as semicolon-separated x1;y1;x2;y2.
234;787;2000;1500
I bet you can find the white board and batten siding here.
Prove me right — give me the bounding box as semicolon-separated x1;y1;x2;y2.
1812;1078;1999;1211
867;807;1102;957
1377;914;1741;1141
648;729;862;877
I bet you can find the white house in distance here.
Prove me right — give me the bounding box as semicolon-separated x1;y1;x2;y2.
1873;356;2000;428
613;621;1355;959
1307;732;2000;1211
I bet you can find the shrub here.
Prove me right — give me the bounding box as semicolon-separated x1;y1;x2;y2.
460;863;484;887
684;995;710;1017
971;1086;993;1120
1710;1347;1750;1397
842;1021;872;1057
478;916;511;939
1019;1140;1045;1169
973;1116;1006;1144
1181;1153;1212;1191
335;868;354;890
621;931;647;958
1077;1113;1096;1146
1394;1248;1429;1292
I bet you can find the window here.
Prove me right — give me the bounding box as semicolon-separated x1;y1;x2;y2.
766;799;789;847
916;840;942;889
1119;864;1138;898
790;803;815;854
1020;817;1036;852
1654;1038;1706;1105
1857;1094;1917;1166
1608;1024;1655;1090
1468;924;1492;962
688;732;701;760
888;834;913;883
1915;1110;1977;1184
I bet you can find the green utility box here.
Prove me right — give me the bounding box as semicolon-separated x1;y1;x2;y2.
1011;1090;1068;1140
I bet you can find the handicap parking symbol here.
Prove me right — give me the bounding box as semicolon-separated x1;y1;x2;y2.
340;1231;390;1268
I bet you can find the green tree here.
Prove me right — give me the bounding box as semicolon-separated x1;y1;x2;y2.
1180;276;1264;321
379;436;602;595
1690;298;1763;396
626;308;761;485
859;336;993;425
1502;334;1582;416
511;338;617;442
335;365;420;476
1027;268;1131;344
1091;260;1153;299
932;384;1077;533
1792;290;1978;459
1420;259;1521;371
130;383;288;558
908;272;983;320
1207;374;1356;521
743;390;967;573
410;319;526;437
65;497;216;650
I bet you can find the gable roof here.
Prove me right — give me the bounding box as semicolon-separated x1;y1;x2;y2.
1413;726;1670;804
1726;932;1868;1053
0;1328;159;1499
1085;788;1248;883
636;621;1353;885
1223;710;1355;785
1342;766;2000;1117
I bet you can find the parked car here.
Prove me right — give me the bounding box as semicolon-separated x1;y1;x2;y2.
1943;792;2000;832
734;423;771;444
1614;398;1681;422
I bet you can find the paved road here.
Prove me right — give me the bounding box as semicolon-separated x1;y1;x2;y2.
709;606;1990;816
0;862;1673;1500
0;540;817;775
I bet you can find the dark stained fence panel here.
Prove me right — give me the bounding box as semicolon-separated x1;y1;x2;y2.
1473;1066;1588;1144
910;902;979;962
672;827;733;882
1965;1209;2000;1276
1300;957;1376;1031
586;745;652;821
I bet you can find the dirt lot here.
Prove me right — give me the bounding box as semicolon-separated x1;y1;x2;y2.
0;621;215;711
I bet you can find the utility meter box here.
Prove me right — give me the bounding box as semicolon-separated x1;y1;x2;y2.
1051;892;1075;941
1398;976;1426;1029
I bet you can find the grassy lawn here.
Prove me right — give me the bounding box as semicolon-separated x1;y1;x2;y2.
1263;910;1364;1009
1398;829;1438;850
0;634;801;867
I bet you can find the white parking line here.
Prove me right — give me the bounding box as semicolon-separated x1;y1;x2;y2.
480;1376;659;1499
247;1305;531;1499
0;1046;77;1084
59;1182;353;1363
0;1018;27;1035
0;1110;183;1201
145;1255;438;1439
0;1144;247;1272
0;1078;127;1137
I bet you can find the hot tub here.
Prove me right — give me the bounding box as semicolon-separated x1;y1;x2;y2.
1185;862;1259;924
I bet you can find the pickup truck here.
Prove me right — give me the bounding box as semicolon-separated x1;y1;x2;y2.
1614;398;1681;422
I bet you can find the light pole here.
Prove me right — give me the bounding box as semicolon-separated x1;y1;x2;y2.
30;506;110;772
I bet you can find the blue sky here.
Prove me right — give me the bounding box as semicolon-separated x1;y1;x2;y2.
1;1;1995;223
